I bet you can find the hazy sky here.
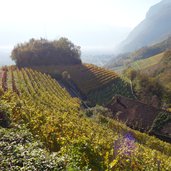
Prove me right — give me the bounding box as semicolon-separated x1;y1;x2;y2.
0;0;161;52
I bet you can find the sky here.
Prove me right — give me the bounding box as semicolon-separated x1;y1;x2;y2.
0;0;161;53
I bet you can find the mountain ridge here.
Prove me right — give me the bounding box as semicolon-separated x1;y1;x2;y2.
117;0;171;53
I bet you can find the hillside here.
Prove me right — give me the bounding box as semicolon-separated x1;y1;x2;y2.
106;41;171;111
32;64;134;105
106;36;171;71
110;52;164;73
117;0;171;53
29;64;171;141
9;38;134;107
121;50;171;100
1;66;171;170
107;95;171;142
130;52;164;70
140;51;171;105
141;50;171;82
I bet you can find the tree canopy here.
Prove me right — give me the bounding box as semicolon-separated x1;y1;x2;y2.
11;37;82;67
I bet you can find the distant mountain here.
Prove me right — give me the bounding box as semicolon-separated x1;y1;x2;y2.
117;0;171;53
105;36;171;71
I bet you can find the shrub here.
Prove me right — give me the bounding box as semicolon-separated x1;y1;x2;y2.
0;104;10;128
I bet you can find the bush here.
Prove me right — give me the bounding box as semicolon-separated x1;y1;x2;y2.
0;104;10;128
65;141;104;171
84;105;113;118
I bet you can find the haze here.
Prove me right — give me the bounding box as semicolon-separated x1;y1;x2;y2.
0;0;161;65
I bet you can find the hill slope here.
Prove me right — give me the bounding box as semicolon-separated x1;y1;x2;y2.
106;36;171;71
115;50;171;94
107;95;171;142
28;64;171;142
32;64;134;105
130;52;164;70
117;0;171;53
0;66;171;170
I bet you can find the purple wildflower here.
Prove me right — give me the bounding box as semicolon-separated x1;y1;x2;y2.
114;133;137;158
124;133;135;141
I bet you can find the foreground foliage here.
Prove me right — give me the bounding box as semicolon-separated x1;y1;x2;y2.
0;125;65;171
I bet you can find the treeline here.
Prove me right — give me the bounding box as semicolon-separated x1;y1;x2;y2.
11;37;82;67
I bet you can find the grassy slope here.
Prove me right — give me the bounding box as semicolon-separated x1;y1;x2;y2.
131;52;164;70
110;52;164;73
110;52;171;93
106;36;171;72
130;52;171;91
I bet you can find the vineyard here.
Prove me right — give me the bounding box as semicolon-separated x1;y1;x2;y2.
0;66;171;170
87;78;133;105
32;64;121;93
0;66;79;112
32;64;134;105
0;66;81;150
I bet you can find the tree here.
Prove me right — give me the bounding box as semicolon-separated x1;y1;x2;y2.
123;67;138;81
11;37;82;67
124;67;165;107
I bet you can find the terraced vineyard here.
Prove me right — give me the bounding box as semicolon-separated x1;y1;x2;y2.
1;66;171;170
32;64;134;105
32;64;117;93
88;81;133;105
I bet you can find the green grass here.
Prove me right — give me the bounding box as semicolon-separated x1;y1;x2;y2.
110;52;164;74
131;52;164;70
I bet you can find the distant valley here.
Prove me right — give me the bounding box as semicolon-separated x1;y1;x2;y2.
81;51;114;66
0;49;14;66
